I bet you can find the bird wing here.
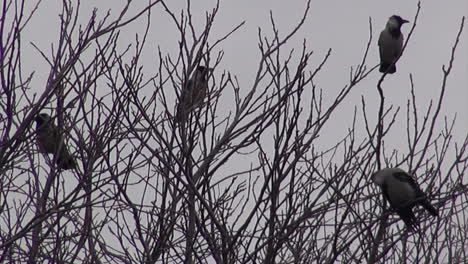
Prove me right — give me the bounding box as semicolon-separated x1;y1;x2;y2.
393;35;404;58
381;182;396;209
52;126;75;169
378;30;404;58
37;122;76;169
393;171;425;196
181;79;194;105
382;172;420;230
175;79;194;123
37;123;60;153
378;30;384;46
51;124;62;142
378;30;396;67
193;80;207;106
378;31;384;57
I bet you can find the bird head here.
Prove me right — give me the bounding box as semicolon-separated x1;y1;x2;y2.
35;113;52;126
387;15;409;29
371;171;385;186
371;168;394;186
372;167;409;187
196;66;213;78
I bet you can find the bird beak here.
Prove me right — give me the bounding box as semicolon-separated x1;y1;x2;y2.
402;19;409;24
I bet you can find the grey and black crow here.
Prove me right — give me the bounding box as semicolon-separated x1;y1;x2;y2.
371;167;438;230
378;15;409;74
175;66;211;123
35;113;76;170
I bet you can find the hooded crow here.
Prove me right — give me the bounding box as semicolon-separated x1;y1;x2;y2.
371;167;438;230
175;66;211;123
378;15;409;73
35;113;76;170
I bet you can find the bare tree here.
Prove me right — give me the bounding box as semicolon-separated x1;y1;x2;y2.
0;0;466;263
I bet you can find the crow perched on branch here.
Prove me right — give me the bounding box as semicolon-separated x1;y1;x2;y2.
175;66;212;123
35;113;76;170
372;167;438;230
378;15;409;74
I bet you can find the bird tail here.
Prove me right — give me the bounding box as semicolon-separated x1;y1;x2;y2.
397;208;418;231
421;200;438;216
57;149;76;170
379;62;396;74
175;105;188;124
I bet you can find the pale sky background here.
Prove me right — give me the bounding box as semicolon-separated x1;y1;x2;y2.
23;0;467;156
13;0;468;260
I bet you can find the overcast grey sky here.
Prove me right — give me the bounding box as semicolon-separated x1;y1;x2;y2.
9;1;467;261
24;0;467;159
